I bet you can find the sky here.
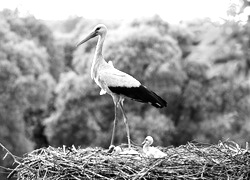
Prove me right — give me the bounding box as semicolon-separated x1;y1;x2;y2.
0;0;235;23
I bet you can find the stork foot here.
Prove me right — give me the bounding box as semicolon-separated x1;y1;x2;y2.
107;145;115;153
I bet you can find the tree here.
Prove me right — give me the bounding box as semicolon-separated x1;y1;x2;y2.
0;10;57;179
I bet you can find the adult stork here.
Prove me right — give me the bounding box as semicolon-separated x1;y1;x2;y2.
76;24;167;150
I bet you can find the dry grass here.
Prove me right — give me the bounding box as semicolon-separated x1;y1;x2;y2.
1;140;250;179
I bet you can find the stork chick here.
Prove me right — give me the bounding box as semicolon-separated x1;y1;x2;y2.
142;136;167;158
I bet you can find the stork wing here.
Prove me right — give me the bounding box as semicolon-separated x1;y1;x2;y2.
99;68;141;88
99;67;167;108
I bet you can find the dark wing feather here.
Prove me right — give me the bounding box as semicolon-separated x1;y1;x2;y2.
109;85;167;108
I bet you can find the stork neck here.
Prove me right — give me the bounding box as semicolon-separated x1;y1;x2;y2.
143;144;149;150
95;34;105;57
91;34;106;79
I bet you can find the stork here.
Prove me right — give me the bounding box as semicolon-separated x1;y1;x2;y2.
142;136;167;158
76;24;167;151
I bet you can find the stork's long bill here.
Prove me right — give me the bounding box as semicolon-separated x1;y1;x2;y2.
76;30;97;47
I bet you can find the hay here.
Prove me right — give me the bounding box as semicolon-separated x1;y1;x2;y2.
2;141;250;179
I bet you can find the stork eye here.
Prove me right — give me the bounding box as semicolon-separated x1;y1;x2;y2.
96;27;101;31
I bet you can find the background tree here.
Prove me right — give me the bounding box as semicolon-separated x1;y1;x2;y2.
0;10;57;179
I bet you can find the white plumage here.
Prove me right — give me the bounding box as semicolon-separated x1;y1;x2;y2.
76;24;167;151
98;68;141;88
142;136;167;158
112;146;140;156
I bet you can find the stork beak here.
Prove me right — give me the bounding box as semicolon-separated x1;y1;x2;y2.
76;31;97;48
142;139;146;145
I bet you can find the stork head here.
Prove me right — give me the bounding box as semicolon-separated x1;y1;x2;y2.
76;24;107;47
142;136;154;146
112;146;122;155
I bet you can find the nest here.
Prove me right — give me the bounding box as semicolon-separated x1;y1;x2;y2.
1;141;250;179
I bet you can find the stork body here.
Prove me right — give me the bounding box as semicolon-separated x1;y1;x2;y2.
76;24;167;150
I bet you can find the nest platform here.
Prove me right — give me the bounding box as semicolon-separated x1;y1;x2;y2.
2;141;250;179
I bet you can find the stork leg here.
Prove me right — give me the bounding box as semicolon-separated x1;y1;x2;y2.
110;103;118;147
108;97;119;153
119;101;131;149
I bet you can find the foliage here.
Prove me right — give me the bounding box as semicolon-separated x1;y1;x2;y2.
0;10;57;179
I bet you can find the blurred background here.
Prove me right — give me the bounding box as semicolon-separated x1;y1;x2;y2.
0;0;250;179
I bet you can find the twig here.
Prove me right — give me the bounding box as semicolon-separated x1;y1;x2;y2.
0;143;20;164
